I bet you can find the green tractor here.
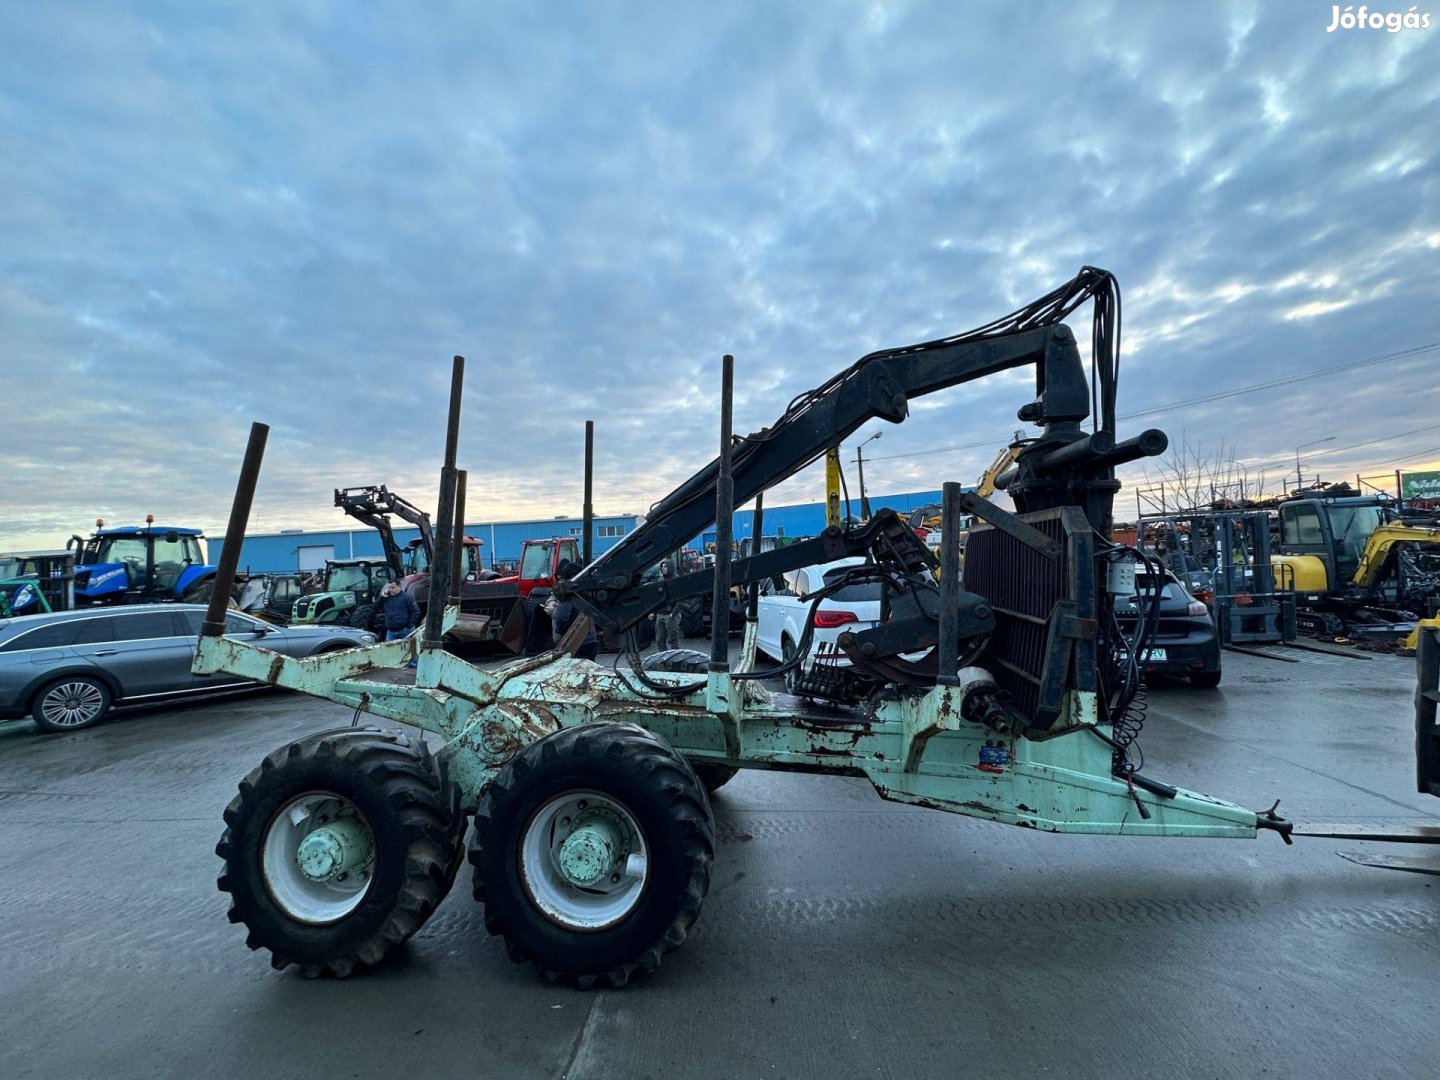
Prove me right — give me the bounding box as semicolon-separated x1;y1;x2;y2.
289;558;393;631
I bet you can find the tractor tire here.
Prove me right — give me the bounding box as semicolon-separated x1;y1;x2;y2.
597;619;654;654
31;675;113;733
469;723;715;988
642;649;739;794
674;597;706;638
348;603;378;632
216;726;466;978
184;580;215;604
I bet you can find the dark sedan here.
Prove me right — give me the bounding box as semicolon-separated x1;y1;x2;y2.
0;604;376;733
1115;571;1223;688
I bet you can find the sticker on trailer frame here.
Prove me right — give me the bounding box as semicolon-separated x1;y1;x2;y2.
978;743;1010;773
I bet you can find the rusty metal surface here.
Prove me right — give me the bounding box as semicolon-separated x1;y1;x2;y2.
197;620;1260;838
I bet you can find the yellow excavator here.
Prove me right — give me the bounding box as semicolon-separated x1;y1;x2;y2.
907;438;1025;548
1270;493;1440;638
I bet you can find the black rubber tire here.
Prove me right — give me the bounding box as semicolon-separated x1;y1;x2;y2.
469;723;715;988
643;648;709;674
184;580;215;604
674;596;706;638
347;603;376;632
641;649;740;793
216;726;466;978
1189;670;1222;688
31;675;113;733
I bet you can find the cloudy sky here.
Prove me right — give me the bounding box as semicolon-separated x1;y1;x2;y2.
3;1;1437;550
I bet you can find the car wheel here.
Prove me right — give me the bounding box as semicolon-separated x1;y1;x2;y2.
348;604;376;632
32;676;113;733
1189;670;1222;688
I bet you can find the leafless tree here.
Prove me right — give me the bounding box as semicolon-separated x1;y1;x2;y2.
1137;438;1271;514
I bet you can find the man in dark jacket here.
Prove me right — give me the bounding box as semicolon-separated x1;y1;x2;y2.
379;581;421;666
547;560;598;660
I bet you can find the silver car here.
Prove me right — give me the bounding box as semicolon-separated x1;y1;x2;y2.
0;604;376;733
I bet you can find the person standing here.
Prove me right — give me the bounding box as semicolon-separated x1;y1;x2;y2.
547;560;599;661
652;560;682;652
378;581;421;667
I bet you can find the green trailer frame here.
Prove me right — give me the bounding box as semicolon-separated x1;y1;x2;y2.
195;612;1260;838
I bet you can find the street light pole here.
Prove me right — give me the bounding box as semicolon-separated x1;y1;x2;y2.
855;431;883;520
1295;436;1336;490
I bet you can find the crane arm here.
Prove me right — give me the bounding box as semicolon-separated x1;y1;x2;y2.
1353;523;1440;588
976;443;1024;499
333;485;437;580
562;266;1159;637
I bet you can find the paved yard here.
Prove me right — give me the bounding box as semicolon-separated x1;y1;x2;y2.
1;646;1436;1079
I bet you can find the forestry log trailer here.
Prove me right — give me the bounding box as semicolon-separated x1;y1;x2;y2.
193;269;1437;987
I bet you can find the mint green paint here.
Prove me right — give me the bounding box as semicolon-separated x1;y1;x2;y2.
296;817;372;883
557;818;622;888
195;604;1261;840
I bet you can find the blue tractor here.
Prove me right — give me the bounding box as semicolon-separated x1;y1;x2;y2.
68;518;225;605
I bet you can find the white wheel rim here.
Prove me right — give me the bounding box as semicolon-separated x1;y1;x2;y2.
41;681;105;727
262;792;375;924
520;790;649;931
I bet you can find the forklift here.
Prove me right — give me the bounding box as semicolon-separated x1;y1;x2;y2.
194;269;1440;988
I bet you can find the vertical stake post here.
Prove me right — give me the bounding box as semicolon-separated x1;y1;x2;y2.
451;469;468;605
936;480;963;685
583;420;595;566
746;491;765;620
710;355;735;671
425;356;464;647
203;422;269;637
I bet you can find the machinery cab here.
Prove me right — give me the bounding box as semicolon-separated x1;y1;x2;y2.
0;550;75;616
69;519;217;604
515;537;580;596
290;558;394;626
402;535;485;583
242;572;311;624
1275;496;1393;593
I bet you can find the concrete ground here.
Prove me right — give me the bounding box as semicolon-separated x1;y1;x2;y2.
1;644;1436;1079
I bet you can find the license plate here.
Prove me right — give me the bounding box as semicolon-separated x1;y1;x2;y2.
1118;648;1168;662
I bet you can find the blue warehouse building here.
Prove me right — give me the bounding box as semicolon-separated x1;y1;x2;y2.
695;489;944;552
219;514;645;574
217;489;944;573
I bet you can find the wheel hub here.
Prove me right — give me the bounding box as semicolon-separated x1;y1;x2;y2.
520;792;650;931
296;817;372;883
262;793;376;924
556;817;623;888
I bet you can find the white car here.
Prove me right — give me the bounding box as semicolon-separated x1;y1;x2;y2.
755;557;886;696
